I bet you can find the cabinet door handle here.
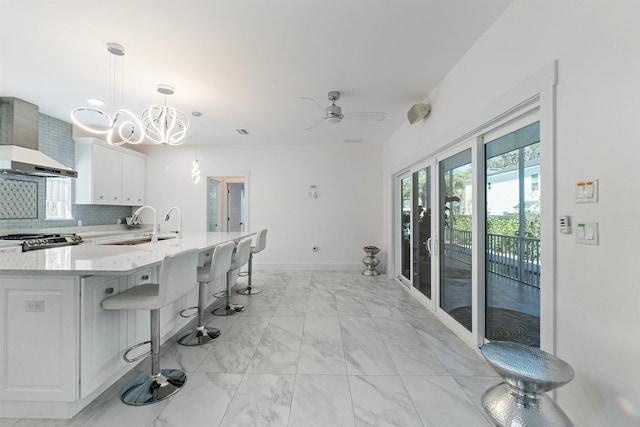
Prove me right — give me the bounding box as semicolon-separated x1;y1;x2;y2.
141;274;149;281
105;287;114;294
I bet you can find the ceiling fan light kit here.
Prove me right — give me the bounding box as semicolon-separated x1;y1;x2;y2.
301;90;387;130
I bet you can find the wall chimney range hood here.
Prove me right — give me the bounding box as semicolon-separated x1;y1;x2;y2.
0;97;77;178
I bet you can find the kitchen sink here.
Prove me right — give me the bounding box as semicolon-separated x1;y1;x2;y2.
103;236;176;245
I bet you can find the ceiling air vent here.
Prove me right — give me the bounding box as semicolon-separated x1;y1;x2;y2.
236;129;249;135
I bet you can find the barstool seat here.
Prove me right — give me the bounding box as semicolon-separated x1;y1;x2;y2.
102;248;199;406
237;228;268;295
213;237;252;316
177;241;235;346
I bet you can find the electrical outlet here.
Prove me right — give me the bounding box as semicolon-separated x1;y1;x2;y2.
25;300;44;312
312;246;319;252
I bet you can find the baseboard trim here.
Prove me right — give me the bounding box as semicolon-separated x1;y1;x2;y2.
254;263;384;272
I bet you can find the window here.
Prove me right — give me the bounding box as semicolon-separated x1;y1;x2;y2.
46;178;73;219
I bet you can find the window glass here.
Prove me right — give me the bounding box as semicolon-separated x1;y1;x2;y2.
46;178;73;219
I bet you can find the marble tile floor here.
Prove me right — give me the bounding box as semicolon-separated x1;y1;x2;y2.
3;271;501;427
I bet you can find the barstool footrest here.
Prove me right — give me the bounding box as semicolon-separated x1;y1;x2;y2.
121;369;187;406
123;341;152;363
179;306;198;318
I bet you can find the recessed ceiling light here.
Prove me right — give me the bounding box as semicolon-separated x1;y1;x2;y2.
192;111;202;117
87;98;104;106
236;129;249;135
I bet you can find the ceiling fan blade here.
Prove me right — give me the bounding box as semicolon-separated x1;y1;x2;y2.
343;112;387;121
300;97;325;110
304;117;325;130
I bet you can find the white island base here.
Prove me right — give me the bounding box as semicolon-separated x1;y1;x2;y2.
0;232;251;419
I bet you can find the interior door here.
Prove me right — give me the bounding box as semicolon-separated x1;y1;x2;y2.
226;182;245;232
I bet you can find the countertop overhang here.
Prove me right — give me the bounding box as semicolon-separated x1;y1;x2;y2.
0;231;253;276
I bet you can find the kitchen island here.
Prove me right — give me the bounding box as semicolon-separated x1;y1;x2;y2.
0;231;253;419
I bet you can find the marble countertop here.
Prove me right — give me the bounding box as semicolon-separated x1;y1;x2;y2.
0;231;254;276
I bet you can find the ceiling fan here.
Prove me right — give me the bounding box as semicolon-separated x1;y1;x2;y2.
300;91;386;130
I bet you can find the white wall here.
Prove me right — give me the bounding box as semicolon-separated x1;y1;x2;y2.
141;143;383;270
382;1;640;425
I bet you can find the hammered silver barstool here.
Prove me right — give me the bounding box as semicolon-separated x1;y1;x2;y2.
177;241;235;345
481;341;575;427
102;248;199;406
213;237;252;316
237;228;268;295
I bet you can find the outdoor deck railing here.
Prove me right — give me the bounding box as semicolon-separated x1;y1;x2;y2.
444;228;540;288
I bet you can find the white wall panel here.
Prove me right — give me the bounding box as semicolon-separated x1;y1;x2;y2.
141;144;383;271
382;1;640;425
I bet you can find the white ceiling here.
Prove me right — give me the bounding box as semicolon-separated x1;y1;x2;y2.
0;0;512;146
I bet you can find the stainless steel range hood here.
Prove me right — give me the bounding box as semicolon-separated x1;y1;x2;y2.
0;97;78;178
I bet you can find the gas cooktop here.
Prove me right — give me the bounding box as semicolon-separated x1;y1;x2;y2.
0;233;83;251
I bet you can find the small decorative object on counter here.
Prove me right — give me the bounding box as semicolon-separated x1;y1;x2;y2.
362;245;380;276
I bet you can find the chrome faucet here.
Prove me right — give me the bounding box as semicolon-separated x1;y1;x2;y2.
131;205;158;244
164;206;182;239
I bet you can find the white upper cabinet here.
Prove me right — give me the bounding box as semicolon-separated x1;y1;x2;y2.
74;137;145;206
122;153;145;206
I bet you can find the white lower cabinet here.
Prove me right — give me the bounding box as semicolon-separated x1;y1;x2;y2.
0;277;77;402
80;276;127;399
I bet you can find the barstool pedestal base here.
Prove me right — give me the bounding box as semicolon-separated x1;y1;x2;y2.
236;286;263;295
121;369;187;406
212;304;244;316
177;326;220;346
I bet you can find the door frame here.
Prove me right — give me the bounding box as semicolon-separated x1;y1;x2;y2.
389;72;555;351
202;169;250;233
395;160;437;311
432;139;480;345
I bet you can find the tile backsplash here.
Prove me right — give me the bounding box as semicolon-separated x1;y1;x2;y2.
0;179;38;219
0;113;134;231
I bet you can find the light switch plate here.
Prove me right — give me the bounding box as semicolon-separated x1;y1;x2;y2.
576;222;599;245
576;180;598;203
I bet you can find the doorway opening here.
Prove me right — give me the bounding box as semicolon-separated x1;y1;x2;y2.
207;176;246;232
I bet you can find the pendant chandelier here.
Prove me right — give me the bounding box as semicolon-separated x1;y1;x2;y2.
141;85;189;146
71;43;189;146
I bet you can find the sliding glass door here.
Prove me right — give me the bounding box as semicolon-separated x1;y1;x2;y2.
413;166;433;299
400;173;412;282
397;164;434;302
439;148;474;332
394;107;543;348
484;121;541;346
